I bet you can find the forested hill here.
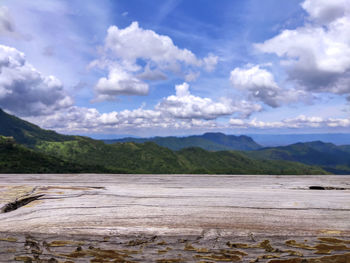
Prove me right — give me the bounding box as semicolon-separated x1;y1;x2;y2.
104;132;261;151
0;108;75;146
246;141;350;174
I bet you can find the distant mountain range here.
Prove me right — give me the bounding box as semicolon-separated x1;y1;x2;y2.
248;133;350;146
246;141;350;175
103;131;350;174
0;108;328;175
104;132;261;151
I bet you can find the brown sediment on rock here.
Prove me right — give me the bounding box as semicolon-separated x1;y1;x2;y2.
14;256;34;262
158;247;172;254
191;247;249;262
194;253;242;262
127;236;157;247
250;254;281;262
0;236;18;242
285;239;350;254
284;250;304;257
103;236;111;241
285;240;316;250
219;249;248;257
268;252;350;263
47;240;85;247
156;259;183;263
227;241;253;249
227;239;281;252
184;243;209;253
259;239;281;253
314;243;350;254
318;237;350;244
60;247;136;262
3;234;350;263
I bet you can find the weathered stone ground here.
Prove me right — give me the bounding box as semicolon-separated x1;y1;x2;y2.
0;174;349;262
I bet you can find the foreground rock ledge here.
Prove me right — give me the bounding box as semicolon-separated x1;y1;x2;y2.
0;174;349;262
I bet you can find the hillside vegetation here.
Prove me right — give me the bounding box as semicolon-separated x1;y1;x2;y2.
104;132;261;151
0;108;329;174
246;141;350;174
0;136;110;173
0;109;75;146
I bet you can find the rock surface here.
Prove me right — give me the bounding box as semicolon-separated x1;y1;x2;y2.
0;174;349;262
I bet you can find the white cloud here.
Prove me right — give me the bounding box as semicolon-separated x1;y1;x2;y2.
230;65;307;107
28;105;218;133
301;0;349;24
156;82;261;120
94;64;149;101
203;53;219;72
105;22;202;67
228;118;245;126
229;115;350;129
92;22;219;101
326;117;350;127
255;0;350;96
0;44;25;70
0;44;73;116
26;82;261;133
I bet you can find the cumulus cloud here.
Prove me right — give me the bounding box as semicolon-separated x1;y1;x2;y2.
301;0;349;24
156;82;261;120
255;0;350;96
230;65;307;107
105;22;201;66
92;22;218;101
229;115;350;129
28;105;219;133
94;64;149;101
0;44;73;116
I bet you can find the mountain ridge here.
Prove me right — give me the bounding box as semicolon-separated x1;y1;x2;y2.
0;108;75;147
103;132;262;151
246;141;350;174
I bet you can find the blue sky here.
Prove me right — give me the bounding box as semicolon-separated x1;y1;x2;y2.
0;0;349;137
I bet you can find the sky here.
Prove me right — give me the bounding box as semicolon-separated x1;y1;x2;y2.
0;0;349;138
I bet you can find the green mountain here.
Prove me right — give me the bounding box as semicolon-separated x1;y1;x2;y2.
0;136;110;173
246;141;350;174
36;139;186;174
177;147;326;175
0;108;328;174
36;139;326;174
0;108;75;147
104;132;261;151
